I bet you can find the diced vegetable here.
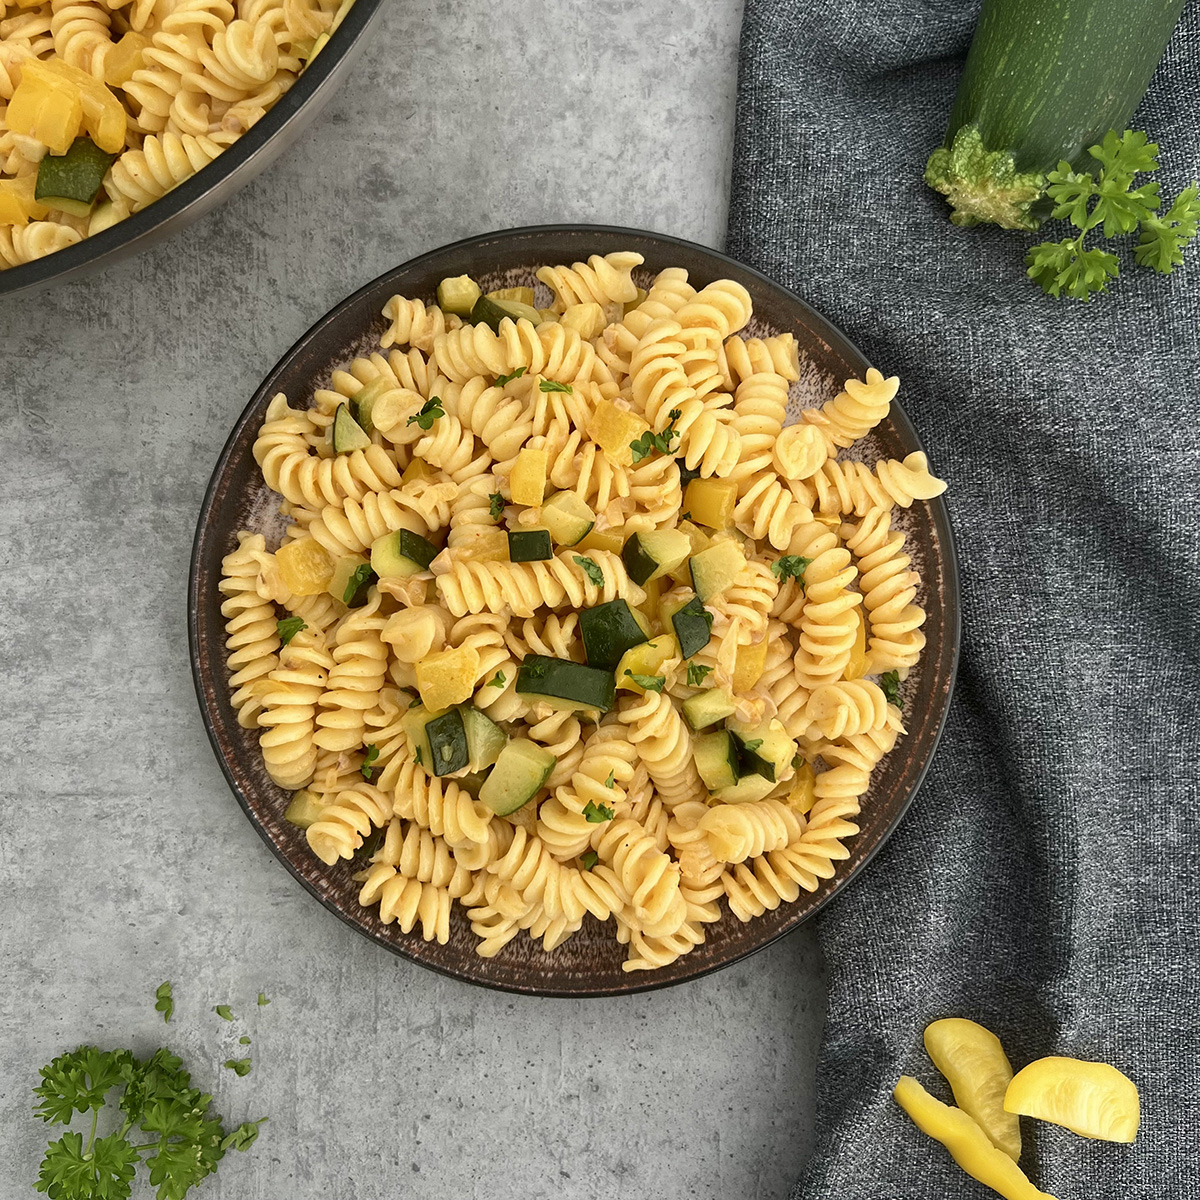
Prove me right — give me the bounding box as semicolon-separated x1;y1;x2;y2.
924;1019;1021;1161
478;738;557;815
579;599;650;671
728;718;796;783
436;274;482;317
677;520;714;558
0;176;49;226
507;529;553;562
620;529;691;586
13;59;126;154
401;458;433;484
844;608;868;680
459;705;506;771
277;538;334;596
510;448;548;506
516;654;616;714
35;137;115;211
669;596;713;658
1004;1057;1139;1143
452;529;510;563
694;731;740;791
559;301;605;339
732;637;769;690
350;377;402;435
689;539;747;601
924;0;1189;233
894;1076;1049;1200
326;554;374;606
104;31;150;88
541;491;595;546
471;294;542;331
615;636;678;692
684;478;737;530
682;689;737;730
331;403;371;454
585;399;651;467
487;286;536;307
402;704;442;768
784;762;815;815
456;770;488;799
416;645;481;711
370;529;438;579
283;789;324;829
424;708;470;776
576;527;625;556
6;65;83;155
712;774;776;805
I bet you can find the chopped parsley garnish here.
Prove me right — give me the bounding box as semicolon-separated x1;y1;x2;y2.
360;744;380;780
880;670;903;709
582;800;615;823
573;555;605;586
539;378;573;393
257;992;270;1006
153;981;173;1024
488;492;505;521
791;755;804;771
406;397;444;430
214;1005;235;1022
604;771;615;789
771;555;813;582
223;1058;253;1077
580;850;599;870
624;670;665;693
413;747;423;766
676;456;702;487
687;662;713;688
629;408;683;464
239;1036;251;1045
342;563;376;605
488;671;506;688
494;366;526;387
276;616;306;645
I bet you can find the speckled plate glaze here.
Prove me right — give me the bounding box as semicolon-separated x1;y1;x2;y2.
189;225;960;997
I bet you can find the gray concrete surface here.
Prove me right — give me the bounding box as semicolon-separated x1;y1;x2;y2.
0;2;828;1197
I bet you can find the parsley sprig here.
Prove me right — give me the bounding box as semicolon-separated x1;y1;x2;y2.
687;662;712;688
771;555;812;583
406;397;444;430
582;800;615;823
573;556;605;586
276;617;306;646
539;379;573;393
360;744;380;780
630;409;682;464
624;670;665;693
494;367;526;387
1026;130;1199;299
880;670;903;709
488;493;505;521
33;1046;265;1200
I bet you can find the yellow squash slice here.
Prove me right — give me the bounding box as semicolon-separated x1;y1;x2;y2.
924;1018;1021;1161
894;1076;1056;1200
1004;1056;1140;1143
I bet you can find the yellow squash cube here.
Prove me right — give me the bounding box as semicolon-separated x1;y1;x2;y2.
7;69;83;155
276;537;334;596
616;635;679;692
416;645;481;710
732;636;769;690
844;608;868;680
0;177;49;227
684;478;738;530
576;526;625;556
37;59;127;154
784;762;815;815
510;447;548;506
586;399;650;467
104;31;151;88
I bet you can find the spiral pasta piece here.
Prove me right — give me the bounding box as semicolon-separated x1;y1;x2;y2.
435;550;644;619
0;221;82;267
805;680;891;740
536;251;643;310
593;817;686;938
675;279;753;341
699;799;805;866
707;559;777;645
446;376;533;465
800;367;898;453
313;593;387;752
368;818;475;895
787;519;863;688
256;627;332;788
432;317;597;385
618;691;703;809
729;370;788;479
305;781;392;865
413;414;490;483
383;756;493;848
50;0;112;77
753;623;811;739
218;531;280;728
104;132;225;211
357;867;453;943
380;295;463;354
628;319;695;427
724;333;800;384
810;451;948;517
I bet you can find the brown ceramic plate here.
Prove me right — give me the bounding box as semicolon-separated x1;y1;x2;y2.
189;225;960;997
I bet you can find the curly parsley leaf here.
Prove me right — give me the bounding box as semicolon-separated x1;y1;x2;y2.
1089;128;1159;182
214;1005;234;1023
582;800;615;823
629;408;683;464
223;1059;252;1078
276;617;306;646
220;1118;267;1153
360;744;380;780
35;1048;132;1125
580;850;599;871
1025;239;1119;300
413;747;423;767
624;670;666;693
1044;162;1096;230
538;378;572;393
256;993;270;1007
494;366;526;387
238;1037;251;1046
604;771;615;789
686;661;713;688
771;555;812;583
1135;185;1200;273
37;1130;140;1200
487;671;506;689
880;670;903;709
342;563;376;605
406;397;444;430
154;982;174;1025
488;492;505;521
573;556;605;586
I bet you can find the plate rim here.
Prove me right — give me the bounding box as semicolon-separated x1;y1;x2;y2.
188;222;961;997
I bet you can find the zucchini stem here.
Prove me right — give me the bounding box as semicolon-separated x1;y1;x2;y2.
925;126;1045;231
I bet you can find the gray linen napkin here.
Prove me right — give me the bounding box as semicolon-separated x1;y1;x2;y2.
726;2;1200;1196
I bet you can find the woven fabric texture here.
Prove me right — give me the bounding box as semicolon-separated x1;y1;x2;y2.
726;2;1200;1196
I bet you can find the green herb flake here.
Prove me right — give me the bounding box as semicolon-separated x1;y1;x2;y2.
573;555;605;586
538;378;573;393
342;563;376;605
791;755;804;771
413;747;423;767
582;800;615;823
771;555;812;582
220;1117;268;1153
488;492;505;521
624;670;666;693
360;744;380;780
580;850;599;870
880;670;903;710
224;1058;253;1077
687;661;713;688
257;992;270;1006
153;981;173;1024
276;616;307;645
214;1005;235;1022
487;671;506;689
239;1036;251;1045
494;366;526;387
604;770;615;789
629;408;683;465
406;397;445;430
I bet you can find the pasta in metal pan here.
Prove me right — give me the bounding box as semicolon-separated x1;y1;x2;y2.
217;252;947;971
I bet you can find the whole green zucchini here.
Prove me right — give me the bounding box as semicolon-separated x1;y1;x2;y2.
926;0;1189;229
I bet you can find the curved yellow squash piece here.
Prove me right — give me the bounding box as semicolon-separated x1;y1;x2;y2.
1004;1056;1140;1143
894;1076;1055;1200
925;1018;1022;1161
